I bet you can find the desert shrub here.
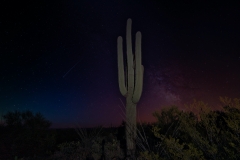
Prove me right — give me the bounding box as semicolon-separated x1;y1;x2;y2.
148;98;240;159
138;150;160;160
50;127;124;160
0;110;56;159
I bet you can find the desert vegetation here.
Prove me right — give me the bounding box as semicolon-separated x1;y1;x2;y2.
0;97;239;159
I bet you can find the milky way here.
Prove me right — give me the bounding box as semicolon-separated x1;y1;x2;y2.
1;1;240;128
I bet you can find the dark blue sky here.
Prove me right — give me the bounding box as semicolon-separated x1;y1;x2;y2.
1;0;240;128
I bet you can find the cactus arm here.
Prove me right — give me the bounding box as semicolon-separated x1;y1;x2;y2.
117;36;127;97
132;66;144;103
132;31;144;103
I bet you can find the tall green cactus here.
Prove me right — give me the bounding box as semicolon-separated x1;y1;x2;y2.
117;18;144;157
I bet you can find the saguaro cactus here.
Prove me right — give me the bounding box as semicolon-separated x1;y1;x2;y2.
117;18;144;157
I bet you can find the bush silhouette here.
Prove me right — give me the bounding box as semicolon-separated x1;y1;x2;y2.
0;110;55;159
148;98;240;159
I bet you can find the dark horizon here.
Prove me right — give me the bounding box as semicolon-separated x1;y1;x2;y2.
1;1;240;128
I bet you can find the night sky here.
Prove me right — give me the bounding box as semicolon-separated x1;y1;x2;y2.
1;1;240;128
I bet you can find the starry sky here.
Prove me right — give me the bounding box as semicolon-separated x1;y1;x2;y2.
1;0;240;128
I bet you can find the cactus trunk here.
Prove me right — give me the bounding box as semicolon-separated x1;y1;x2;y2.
117;18;144;158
